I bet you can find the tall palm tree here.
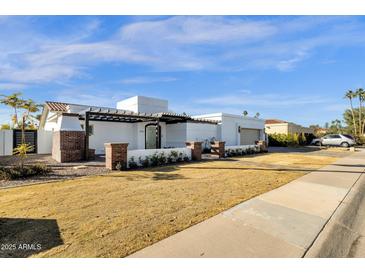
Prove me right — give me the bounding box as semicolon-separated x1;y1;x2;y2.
357;88;365;135
344;90;358;136
0;92;24;128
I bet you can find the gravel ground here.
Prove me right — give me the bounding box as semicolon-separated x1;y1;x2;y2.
0;154;110;188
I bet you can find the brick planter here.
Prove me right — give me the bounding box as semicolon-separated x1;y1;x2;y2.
256;140;268;153
211;141;225;158
105;143;128;170
185;141;202;161
52;131;85;163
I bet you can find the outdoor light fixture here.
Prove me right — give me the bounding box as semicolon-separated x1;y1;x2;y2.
238;126;241;133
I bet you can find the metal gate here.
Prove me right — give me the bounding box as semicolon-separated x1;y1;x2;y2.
13;129;37;153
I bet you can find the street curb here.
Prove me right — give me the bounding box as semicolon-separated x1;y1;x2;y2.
304;169;365;257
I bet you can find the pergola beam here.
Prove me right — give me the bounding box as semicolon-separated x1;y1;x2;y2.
84;111;90;160
78;110;218;125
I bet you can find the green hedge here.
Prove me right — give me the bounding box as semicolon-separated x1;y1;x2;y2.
268;133;310;147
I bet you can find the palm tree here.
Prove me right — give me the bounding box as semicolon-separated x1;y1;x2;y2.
0;92;24;128
344;90;358;136
20;99;42;143
357;88;365;135
22;99;42;127
243;110;248;117
254;112;260;118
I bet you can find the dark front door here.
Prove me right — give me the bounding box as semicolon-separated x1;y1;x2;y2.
145;124;161;149
13;129;38;153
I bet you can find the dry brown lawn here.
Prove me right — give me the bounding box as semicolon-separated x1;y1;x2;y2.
0;152;339;258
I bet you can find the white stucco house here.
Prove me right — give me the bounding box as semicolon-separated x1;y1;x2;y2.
39;95;265;154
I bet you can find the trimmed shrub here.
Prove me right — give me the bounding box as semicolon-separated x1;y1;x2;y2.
225;146;259;157
247;147;255;154
128;157;138;169
167;154;174;164
150;153;159;167
139;156;150;168
130;151;189;169
0;164;51;180
170;151;179;162
177;152;184;162
157;152;167;165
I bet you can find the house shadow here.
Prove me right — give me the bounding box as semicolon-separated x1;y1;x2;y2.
0;218;63;258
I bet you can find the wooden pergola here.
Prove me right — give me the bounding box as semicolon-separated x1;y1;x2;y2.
78;107;217;159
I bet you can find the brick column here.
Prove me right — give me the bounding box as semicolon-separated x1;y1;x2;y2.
185;141;202;161
105;143;128;170
256;140;268;153
211;141;225;158
52;131;85;163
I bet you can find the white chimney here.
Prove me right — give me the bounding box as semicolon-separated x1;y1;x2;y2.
117;96;168;114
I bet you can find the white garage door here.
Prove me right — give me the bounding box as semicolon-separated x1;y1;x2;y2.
240;128;260;145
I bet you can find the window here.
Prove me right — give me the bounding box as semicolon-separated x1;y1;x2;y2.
329;134;341;139
343;134;354;140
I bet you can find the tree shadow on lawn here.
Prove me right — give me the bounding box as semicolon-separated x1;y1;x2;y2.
0;218;63;258
99;166;187;181
152;173;186;181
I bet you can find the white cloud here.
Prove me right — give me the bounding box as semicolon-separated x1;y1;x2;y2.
0;82;27;90
120;16;277;45
54;87;137;107
1;16;365;84
323;103;348;112
276;50;309;71
120;76;177;84
0;64;81;83
196;93;329;107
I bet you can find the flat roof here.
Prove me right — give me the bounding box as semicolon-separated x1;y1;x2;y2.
193;112;265;121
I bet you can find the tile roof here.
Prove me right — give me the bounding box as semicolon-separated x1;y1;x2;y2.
265;119;287;124
45;101;69;112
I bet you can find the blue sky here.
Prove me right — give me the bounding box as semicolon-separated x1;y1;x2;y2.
0;16;365;126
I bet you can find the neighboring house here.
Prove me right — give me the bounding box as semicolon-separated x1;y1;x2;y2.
39;95;265;154
265;119;314;135
193;113;265;146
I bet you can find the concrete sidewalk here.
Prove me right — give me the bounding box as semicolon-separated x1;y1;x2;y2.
129;150;365;258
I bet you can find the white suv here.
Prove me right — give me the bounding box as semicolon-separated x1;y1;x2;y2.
311;134;356;147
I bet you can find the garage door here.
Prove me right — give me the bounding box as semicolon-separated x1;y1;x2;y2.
240;129;260;145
